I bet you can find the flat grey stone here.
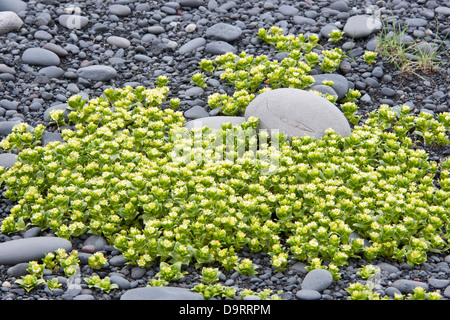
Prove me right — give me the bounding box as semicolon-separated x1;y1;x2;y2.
0;64;16;75
385;286;402;298
83;234;107;251
184;116;246;129
0;73;15;81
392;280;429;294
120;287;204;300
73;294;95;300
381;87;396;97
34;30;52;40
109;254;128;267
291;262;308;275
296;289;322;300
293;16;316;25
0;153;17;168
179;0;204;8
0;11;23;35
0;99;17;110
366;38;379;51
405;18;428;27
428;278;450;289
92;22;108;32
312;74;349;101
107;36;131;48
205;23;242;42
278;5;299;16
22;48;60;66
301;269;333;292
77;65;117;81
147;26;165;35
343;15;382;39
178;37;206;54
110;274;131;290
0;237;72;265
58;14;89;29
435;6;450;16
445;286;450;298
23;227;42;238
130;267;147;279
244;88;351;140
205;41;237;55
376;262;400;275
38;66;64;79
185;87;204;97
7;262;30;277
243;295;261;300
0;0;27;13
184;106;209;119
329;1;349;12
0;120;22;136
109;4;131;16
134;54;152;63
43;43;69;57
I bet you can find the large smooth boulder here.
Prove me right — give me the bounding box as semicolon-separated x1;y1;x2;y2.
244;88;351;140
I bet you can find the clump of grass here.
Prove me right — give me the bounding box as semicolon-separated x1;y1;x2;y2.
375;15;448;78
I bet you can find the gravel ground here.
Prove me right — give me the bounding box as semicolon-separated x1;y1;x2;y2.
0;0;449;303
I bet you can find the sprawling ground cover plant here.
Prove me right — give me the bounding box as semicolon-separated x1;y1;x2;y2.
197;26;351;118
0;80;449;278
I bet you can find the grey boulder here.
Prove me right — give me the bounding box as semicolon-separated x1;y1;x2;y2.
244;88;351;140
77;65;117;81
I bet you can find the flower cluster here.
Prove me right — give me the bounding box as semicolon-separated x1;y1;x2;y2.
195;27;359;122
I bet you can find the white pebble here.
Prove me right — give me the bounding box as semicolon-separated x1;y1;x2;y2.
167;41;178;49
185;23;196;33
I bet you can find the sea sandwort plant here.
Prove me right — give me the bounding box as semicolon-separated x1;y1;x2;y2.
0;26;449;283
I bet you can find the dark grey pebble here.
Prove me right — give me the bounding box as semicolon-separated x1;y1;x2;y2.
120;287;204;300
392;279;429;294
